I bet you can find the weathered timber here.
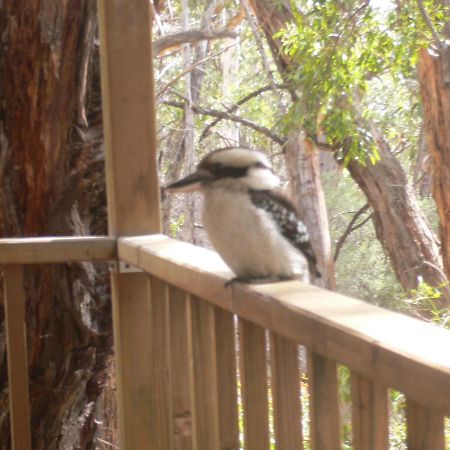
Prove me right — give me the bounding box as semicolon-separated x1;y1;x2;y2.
239;319;270;450
351;373;389;450
97;0;162;448
0;237;116;264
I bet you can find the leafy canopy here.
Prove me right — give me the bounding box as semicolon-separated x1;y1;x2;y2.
277;0;447;165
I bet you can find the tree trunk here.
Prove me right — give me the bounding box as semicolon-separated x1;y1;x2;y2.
347;124;448;303
285;130;336;289
248;0;336;289
0;1;111;448
417;47;450;281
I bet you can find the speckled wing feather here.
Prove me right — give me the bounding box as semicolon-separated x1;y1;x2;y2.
249;189;321;277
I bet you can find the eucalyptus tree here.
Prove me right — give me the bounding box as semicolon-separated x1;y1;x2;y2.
415;0;450;281
249;0;450;305
0;1;112;448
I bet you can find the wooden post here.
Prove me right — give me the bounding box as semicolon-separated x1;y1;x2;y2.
97;0;160;236
168;286;193;450
308;352;340;450
351;373;388;450
3;266;32;450
270;333;303;449
406;399;445;450
187;297;220;450
215;308;240;450
239;319;270;450
97;0;162;448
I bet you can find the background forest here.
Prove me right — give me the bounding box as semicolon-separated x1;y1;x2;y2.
0;0;449;448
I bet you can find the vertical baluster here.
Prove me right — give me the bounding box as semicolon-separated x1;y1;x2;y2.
188;296;220;450
111;272;172;450
215;308;240;450
351;373;388;450
4;265;32;450
270;333;303;449
308;352;340;450
168;286;193;450
239;319;270;450
406;399;445;450
148;276;173;449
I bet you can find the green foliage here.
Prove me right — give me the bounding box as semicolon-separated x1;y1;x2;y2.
277;0;447;164
278;1;393;161
389;390;407;449
169;214;185;238
397;281;450;327
338;365;352;448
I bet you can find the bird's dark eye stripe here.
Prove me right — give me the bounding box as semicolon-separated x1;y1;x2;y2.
209;165;248;179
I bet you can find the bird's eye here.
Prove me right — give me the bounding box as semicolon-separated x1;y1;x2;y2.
254;161;267;169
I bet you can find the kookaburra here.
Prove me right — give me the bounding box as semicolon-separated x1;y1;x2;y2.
165;147;320;283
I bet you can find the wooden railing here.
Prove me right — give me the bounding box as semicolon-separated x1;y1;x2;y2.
0;237;116;450
2;234;450;449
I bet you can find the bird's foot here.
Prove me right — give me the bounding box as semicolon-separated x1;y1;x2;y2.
225;275;295;287
224;277;247;287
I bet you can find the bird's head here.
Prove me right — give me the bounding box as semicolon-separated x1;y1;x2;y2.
165;147;280;193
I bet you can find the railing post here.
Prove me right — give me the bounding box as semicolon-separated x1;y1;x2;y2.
406;399;445;450
97;0;163;449
308;352;340;450
270;333;303;449
351;373;388;450
239;319;270;450
3;265;32;450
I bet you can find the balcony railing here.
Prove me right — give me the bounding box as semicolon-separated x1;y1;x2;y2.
1;234;450;449
2;1;449;448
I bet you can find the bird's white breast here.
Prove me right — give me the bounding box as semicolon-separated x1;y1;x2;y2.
202;188;307;280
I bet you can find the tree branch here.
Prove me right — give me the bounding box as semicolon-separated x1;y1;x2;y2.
157;42;239;98
417;0;443;48
163;99;287;145
334;203;372;262
199;83;288;141
154;29;238;55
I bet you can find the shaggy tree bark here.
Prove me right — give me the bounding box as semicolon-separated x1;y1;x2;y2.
418;46;450;281
347;124;448;301
0;1;111;448
284;130;336;288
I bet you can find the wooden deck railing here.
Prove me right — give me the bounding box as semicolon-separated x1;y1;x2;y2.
2;234;450;449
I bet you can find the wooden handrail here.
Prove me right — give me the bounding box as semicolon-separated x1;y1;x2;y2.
118;234;450;416
0;236;117;264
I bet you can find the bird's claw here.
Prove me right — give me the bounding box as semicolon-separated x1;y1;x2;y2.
225;275;295;287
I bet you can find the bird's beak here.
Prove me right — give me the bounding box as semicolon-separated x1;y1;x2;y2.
164;171;211;193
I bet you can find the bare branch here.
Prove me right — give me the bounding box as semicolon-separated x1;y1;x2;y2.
163;100;287;146
199;83;288;141
242;0;285;109
76;0;96;127
149;0;165;35
334;203;372;262
154;29;238;55
157;42;239;98
417;0;443;48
